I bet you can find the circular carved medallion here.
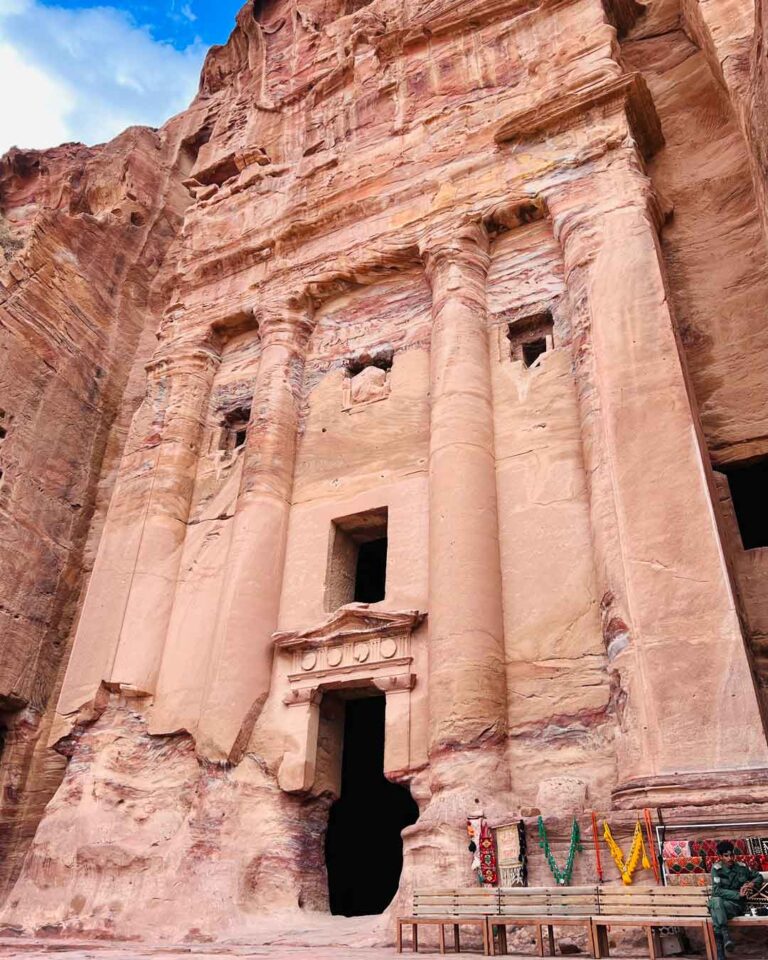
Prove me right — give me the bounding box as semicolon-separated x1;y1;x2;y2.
327;646;343;667
300;651;317;672
353;642;369;663
380;638;397;659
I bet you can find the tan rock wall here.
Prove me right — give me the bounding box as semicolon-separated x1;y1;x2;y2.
623;0;768;732
487;222;615;810
0;122;203;897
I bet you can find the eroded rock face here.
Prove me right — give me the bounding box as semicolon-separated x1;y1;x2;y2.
2;0;768;942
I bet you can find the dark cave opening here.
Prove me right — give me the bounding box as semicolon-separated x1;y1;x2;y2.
325;695;419;916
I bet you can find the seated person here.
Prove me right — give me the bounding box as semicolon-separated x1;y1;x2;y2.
709;840;762;958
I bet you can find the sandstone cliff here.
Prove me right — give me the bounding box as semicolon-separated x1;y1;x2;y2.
1;0;768;943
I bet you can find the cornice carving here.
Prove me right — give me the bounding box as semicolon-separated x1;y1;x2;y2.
273;604;425;650
145;343;221;378
274;604;425;704
255;289;315;347
495;72;664;161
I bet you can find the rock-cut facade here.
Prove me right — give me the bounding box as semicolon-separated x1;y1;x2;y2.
2;0;768;940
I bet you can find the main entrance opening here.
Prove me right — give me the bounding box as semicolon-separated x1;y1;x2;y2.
325;694;419;916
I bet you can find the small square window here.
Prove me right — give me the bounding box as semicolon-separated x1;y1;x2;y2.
342;348;394;410
325;507;388;610
219;406;251;457
506;311;554;367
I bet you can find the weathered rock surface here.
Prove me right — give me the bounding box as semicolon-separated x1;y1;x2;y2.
1;0;768;943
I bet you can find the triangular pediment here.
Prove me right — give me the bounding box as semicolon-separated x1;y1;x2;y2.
273;603;425;650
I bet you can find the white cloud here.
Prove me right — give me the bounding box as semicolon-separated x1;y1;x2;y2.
0;1;207;154
0;42;73;149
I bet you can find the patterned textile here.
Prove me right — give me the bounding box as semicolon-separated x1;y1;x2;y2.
479;821;498;886
493;820;527;887
704;854;768;872
690;838;749;858
747;837;765;855
762;839;768;856
666;874;709;888
665;856;706;875
495;823;521;863
499;864;525;887
663;840;691;858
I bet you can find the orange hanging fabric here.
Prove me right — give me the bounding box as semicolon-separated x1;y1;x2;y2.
643;808;661;884
591;811;604;883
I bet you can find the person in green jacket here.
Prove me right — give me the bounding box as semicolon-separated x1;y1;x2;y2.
708;840;763;958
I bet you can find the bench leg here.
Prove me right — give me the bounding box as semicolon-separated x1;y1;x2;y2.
535;923;544;958
704;921;717;960
482;919;491;956
595;924;610;959
397;921;403;954
500;924;507;956
645;926;657;960
413;922;418;953
546;924;555;957
587;920;598;958
454;923;461;954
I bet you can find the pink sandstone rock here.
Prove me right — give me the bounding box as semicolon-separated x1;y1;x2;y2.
1;0;768;943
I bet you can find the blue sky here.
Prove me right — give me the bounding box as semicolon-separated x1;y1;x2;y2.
0;0;243;153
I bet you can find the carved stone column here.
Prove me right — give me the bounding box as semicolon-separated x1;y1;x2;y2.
548;160;768;804
420;223;510;794
196;292;314;761
54;340;220;735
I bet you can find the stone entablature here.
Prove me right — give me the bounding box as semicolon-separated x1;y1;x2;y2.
275;605;423;702
273;605;425;793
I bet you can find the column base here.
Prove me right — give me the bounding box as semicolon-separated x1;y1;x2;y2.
613;768;768;809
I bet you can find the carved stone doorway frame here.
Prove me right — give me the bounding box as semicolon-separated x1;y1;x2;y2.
273;604;424;793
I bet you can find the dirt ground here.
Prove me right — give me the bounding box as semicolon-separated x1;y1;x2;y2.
0;940;754;960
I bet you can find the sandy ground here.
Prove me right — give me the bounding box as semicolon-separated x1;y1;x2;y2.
0;944;725;960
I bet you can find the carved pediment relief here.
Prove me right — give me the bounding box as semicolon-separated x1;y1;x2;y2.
273;603;425;650
273;604;425;704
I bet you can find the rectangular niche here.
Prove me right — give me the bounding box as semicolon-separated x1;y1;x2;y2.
325;506;388;610
342;348;393;412
218;405;251;458
506;310;554;368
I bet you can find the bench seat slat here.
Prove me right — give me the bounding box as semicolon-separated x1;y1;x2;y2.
498;908;595;917
593;915;708;925
599;897;708;906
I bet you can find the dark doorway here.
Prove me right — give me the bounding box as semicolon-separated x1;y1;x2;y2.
723;458;768;550
325;695;419;916
354;538;388;603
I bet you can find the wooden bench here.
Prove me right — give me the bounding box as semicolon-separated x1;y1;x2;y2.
592;886;714;960
397;889;496;954
489;887;598;957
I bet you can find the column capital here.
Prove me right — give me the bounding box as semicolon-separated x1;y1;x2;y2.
145;339;221;378
419;221;490;291
544;162;667;256
255;288;315;348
